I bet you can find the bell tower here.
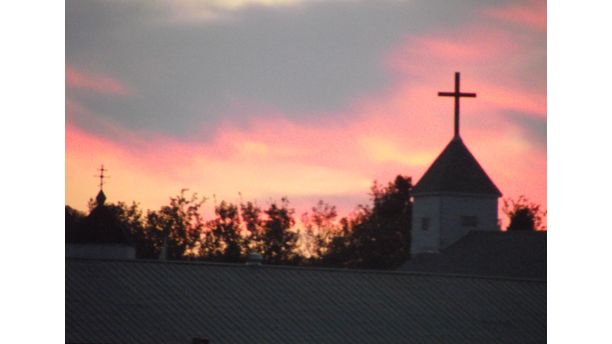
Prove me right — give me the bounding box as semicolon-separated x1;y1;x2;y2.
411;73;501;254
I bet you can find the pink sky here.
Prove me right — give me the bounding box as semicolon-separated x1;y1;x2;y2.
66;0;546;228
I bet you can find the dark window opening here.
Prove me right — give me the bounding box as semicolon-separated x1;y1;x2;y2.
421;217;430;231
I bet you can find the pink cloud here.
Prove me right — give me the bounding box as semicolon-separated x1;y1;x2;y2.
482;0;546;32
66;66;133;96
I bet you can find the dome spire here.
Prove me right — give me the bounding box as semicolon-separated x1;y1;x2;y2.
95;164;109;191
95;190;107;206
94;164;109;206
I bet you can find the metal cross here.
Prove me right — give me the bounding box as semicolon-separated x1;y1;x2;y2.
438;72;476;139
95;164;110;190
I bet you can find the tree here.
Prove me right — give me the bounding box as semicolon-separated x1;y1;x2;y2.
240;201;264;255
207;201;243;262
106;202;153;258
146;190;206;260
299;200;339;262
261;198;298;265
323;175;413;269
321;216;354;267
65;206;86;243
502;196;546;231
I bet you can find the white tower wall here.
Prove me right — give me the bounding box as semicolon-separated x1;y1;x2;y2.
411;194;499;254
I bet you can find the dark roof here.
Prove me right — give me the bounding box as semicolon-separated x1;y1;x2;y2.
66;259;546;343
412;138;502;196
69;204;131;244
399;231;547;279
95;190;107;205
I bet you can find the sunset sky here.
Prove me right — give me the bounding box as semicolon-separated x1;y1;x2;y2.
65;0;546;226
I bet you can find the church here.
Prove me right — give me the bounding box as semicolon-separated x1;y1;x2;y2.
411;72;502;254
404;72;545;279
65;73;546;343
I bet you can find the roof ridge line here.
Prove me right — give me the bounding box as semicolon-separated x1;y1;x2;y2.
65;257;546;283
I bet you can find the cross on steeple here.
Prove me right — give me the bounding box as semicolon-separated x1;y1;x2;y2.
438;72;476;139
95;164;110;190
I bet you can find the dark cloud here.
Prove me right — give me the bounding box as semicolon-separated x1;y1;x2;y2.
66;0;525;138
504;110;547;147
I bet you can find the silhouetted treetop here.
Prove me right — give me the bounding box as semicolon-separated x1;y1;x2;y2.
147;190;206;260
503;196;546;231
261;197;298;265
323;175;413;269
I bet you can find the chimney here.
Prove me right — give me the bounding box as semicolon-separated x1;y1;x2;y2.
159;236;168;261
246;251;263;266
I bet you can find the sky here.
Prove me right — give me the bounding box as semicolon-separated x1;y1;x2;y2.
65;0;546;226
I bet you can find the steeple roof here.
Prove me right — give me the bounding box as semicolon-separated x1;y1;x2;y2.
412;138;501;196
79;203;131;244
68;189;131;244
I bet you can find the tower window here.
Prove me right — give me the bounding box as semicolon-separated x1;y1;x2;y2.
421;217;430;231
461;216;479;227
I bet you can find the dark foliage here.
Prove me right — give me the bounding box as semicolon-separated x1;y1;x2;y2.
508;208;535;231
323;175;413;269
240;201;264;254
503;196;546;231
207;201;244;262
67;175;417;269
65;206;86;243
261;198;298;265
300;200;338;263
146;190;205;260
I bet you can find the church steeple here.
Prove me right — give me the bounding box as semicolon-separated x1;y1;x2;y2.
411;72;501;255
65;165;135;260
73;164;131;244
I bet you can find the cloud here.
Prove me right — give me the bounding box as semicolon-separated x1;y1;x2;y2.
66;66;132;96
66;0;512;137
482;0;546;32
503;110;547;146
66;121;374;216
154;0;312;23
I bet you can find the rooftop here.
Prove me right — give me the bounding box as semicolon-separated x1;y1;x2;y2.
412;138;502;196
66;257;546;343
400;231;547;279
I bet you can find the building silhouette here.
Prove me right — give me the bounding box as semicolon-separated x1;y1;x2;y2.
65;166;135;259
411;72;501;254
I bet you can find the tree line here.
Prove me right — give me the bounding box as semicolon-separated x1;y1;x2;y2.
66;175;545;269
